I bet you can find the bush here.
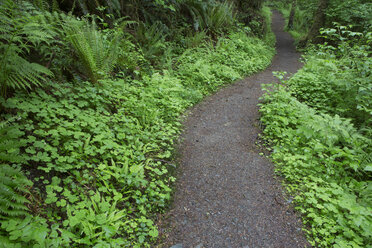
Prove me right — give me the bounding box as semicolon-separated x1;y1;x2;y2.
259;85;372;248
287;26;371;132
176;32;275;94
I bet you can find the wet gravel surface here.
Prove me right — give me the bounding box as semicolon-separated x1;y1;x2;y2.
160;11;310;248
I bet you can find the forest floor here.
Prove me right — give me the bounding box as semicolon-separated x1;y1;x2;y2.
159;11;311;248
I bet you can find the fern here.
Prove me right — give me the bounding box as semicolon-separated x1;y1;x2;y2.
135;21;167;62
0;120;32;219
205;1;235;34
63;17;121;83
0;165;32;218
0;119;38;246
182;0;235;35
182;0;209;31
0;0;54;96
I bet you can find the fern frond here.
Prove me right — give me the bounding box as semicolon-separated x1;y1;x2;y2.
0;50;53;92
0;121;32;219
0;164;32;218
0;235;19;248
0;0;55;95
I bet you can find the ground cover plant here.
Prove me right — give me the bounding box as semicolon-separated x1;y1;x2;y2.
259;4;372;247
260;85;371;247
0;0;274;246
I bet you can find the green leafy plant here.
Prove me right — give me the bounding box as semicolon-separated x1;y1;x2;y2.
288;25;371;132
259;82;372;247
0;165;31;217
135;21;168;64
63;17;121;83
0;121;31;218
0;0;275;246
182;0;235;36
204;1;235;35
0;0;53;96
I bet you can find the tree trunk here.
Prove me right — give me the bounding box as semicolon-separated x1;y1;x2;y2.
287;0;296;30
305;0;328;44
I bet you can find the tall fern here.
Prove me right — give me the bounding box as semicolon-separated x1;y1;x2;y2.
182;0;235;35
63;18;121;83
205;1;235;34
0;0;54;96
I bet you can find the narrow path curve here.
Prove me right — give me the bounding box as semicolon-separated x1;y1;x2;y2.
162;11;309;248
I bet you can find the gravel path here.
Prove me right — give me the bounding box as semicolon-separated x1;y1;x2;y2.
160;11;310;248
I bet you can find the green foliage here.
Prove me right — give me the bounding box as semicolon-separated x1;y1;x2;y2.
327;0;372;32
183;30;208;48
0;0;53;96
0;165;31;218
288;25;371;132
0;121;31;218
182;0;235;35
0;120;54;248
0;27;275;246
0;0;275;246
272;0;372;44
261;5;276;46
0;77;179;246
259;20;371;247
204;1;235;35
135;21;168;64
177;32;274;94
63;17;122;83
259;85;372;247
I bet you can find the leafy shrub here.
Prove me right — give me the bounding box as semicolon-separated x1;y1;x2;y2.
176;32;275;94
287;26;371;132
327;0;372;32
259;85;372;248
273;0;372;43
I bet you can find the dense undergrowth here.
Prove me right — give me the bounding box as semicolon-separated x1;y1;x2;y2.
269;0;372;46
259;3;371;247
0;0;274;247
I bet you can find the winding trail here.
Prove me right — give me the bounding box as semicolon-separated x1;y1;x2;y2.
162;11;310;248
